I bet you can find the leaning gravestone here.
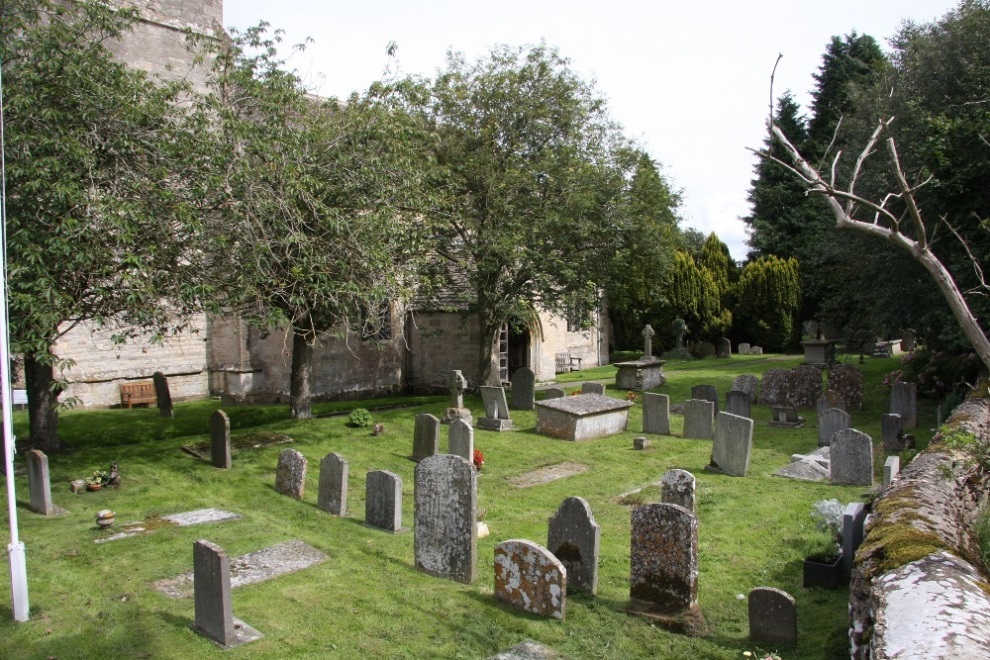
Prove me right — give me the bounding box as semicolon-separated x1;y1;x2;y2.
365;470;404;532
26;449;54;516
828;364;864;410
660;469;696;512
547;496;600;595
494;540;567;619
691;384;719;414
153;371;174;418
414;454;477;583
830;429;874;487
791;364;824;408
581;382;606;395
890;382;918;428
478;386;513;431
760;369;792;406
731;374;759;401
544;387;565;400
274;449;307;500
818;408;851;447
707;412;754;477
448;419;474;461
629;503;700;622
317;453;348;516
210;410;231;469
192;539;262;648
509;367;536;411
749;587;797;646
882;414;905;451
642;392;670;435
413;413;441;461
725;390;751;419
716;338;731;358
682;399;714;440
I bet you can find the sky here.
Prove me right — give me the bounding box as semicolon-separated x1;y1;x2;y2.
223;1;959;262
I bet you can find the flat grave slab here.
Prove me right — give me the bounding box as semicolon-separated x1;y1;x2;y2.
535;394;634;441
488;639;564;659
154;539;327;598
509;462;589;488
96;508;242;544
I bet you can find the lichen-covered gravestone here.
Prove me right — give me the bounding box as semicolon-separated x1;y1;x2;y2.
828;364;864;410
660;469;696;512
210;410;231;469
547;496;600;594
748;587;797;646
317;452;348;516
629;503;700;627
414;454;477;583
494;540;567;619
791;364;824;408
731;374;759;402
707;412;753;477
413;413;441;461
818;408;851;447
682;399;714;440
642;392;670;435
448;419;474;461
830;429;874;487
509;367;536;411
690;384;718;414
760;368;792;406
274;448;307;500
365;470;404;532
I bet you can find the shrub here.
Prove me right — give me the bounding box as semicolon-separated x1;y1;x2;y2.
901;348;981;399
348;408;373;428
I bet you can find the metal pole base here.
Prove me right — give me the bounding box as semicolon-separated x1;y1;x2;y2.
8;541;28;621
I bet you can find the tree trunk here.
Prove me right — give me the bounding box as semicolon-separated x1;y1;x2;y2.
476;305;502;387
289;330;313;419
24;353;59;452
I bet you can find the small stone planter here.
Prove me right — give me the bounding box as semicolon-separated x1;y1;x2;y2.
803;554;844;589
95;510;116;529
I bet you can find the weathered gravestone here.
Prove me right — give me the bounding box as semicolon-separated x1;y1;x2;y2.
547;496;600;595
738;342;751;355
544;387;565;400
691;384;719;413
682;399;714;440
210;410;231;469
660;469;696;512
413;413;441;461
725;390;751;419
317;453;348;516
642;392;670;435
882;413;905;451
441;370;472;424
448;419;474;461
749;587;797;646
581;382;606;395
716;338;731;358
890;382;918;428
818;408;851;447
26;449;54;516
830;429;874;487
509;367;536;411
760;368;792;406
478;386;513;432
274;448;307;500
791;364;824;408
629;503;700;625
365;470;404;532
192;540;262;649
153;371;173;418
883;455;900;489
816;390;847;417
494;540;567;619
750;346;763;355
842;502;868;577
828;364;864;410
414;454;477;583
707;412;754;477
731;374;759;401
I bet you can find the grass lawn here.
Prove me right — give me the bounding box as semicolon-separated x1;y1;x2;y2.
0;354;932;659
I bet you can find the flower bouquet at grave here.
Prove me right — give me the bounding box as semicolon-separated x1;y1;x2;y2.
473;449;485;470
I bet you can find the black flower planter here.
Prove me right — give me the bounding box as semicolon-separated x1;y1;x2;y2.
803;553;844;589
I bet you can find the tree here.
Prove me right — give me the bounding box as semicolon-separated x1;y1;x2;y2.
2;0;208;450
425;44;629;384
735;256;801;352
660;250;728;349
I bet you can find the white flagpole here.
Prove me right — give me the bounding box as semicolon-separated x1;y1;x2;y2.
0;58;30;622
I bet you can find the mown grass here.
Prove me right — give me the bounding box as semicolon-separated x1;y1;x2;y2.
0;354;933;659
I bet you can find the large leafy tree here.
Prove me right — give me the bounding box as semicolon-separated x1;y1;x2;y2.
735;256;801;352
2;0;208;450
424;44;629;384
659;250;728;349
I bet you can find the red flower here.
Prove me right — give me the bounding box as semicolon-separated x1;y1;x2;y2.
472;448;485;470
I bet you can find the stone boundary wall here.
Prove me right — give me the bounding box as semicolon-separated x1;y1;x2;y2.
850;393;990;659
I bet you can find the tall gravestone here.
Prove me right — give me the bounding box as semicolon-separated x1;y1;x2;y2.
192;540;262;648
690;384;718;414
210;410;231;469
725;390;751;419
682;399;714;440
882;413;905;451
414;454;477;583
413;413;441;461
365;470;404;532
642;392;670;435
547;496;600;595
818;408;851;447
317;453;348;516
509;367;536;411
660;469;696;512
760;369;791;406
478;387;513;431
828;364;864;410
707;412;753;477
791;364;824;408
749;587;797;646
581;382;606;395
830;429;874;487
629;503;699;620
494;540;567;619
890;382;918;428
26;449;54;516
448;419;474;461
842;502;868;577
153;371;173;418
274;448;307;500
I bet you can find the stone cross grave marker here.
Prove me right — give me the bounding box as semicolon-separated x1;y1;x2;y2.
414;454;477;583
883;455;900;489
748;587;797;646
642;324;655;358
192;540;262;648
882;413;905;451
818;408;851;447
413;413;441;460
509;367;536;411
365;470;404;532
830;429;874;487
317;453;348;516
442;370;472;424
581;382;606;395
448;419;474;461
26;449;54;516
210;410;231;469
547;496;600;595
731;374;759;402
725;390;751;419
544;387;565;400
642;392;670;435
495;540;567;619
478;386;513;431
153;371;173;418
890;382;917;428
828;364;864;410
274;448;307;500
707;412;754;477
629;503;699;619
660;469;696;512
682;399;714;440
691;384;718;414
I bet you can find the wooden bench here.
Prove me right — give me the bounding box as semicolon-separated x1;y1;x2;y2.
120;381;156;408
555;352;582;373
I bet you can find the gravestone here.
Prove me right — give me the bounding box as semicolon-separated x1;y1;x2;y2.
441;370;472;424
890;382;917;428
828;364;864;410
413;413;441;461
901;329;917;352
883;455;900;489
818;408;851;447
448;419;474;461
660;469;696;512
544;387;565;400
192;540;262;648
690;384;718;413
365;470;404;532
642;324;655;358
478;386;513;432
749;587;797;646
816;390;846;416
317;453;348;516
414;454;477;583
882;413;905;451
629;503;699;619
738;342;751;355
210;410;231;469
494;540;567;619
750;346;763;355
707;412;754;477
581;382;606;395
682;399;714;440
642;392;670;435
26;449;54;516
153;371;173;418
716;337;731;358
731;374;759;401
760;368;792;406
842;502;868;577
725;390;751;419
791;364;824;408
274;448;307;500
547;496;600;595
509;367;536;411
769;406;804;428
830;429;874;487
